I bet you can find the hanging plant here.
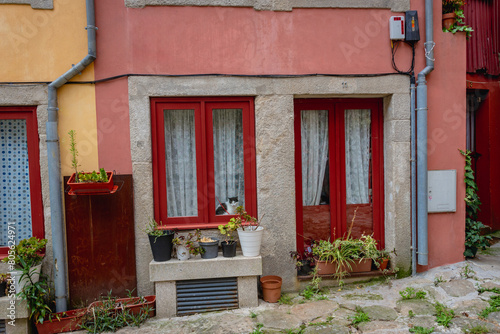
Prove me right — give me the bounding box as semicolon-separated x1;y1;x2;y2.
460;150;491;258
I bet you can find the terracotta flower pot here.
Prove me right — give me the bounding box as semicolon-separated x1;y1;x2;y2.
260;275;282;303
349;259;372;273
442;12;457;30
315;260;336;275
377;258;389;270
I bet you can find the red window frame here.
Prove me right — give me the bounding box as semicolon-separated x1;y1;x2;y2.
151;97;257;229
0;107;44;257
294;98;384;253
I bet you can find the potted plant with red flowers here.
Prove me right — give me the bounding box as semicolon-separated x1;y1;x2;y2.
442;0;473;37
66;130;115;195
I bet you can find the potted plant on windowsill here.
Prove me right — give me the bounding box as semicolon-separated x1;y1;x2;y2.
2;237;47;294
172;230;204;261
66;130;115;195
232;206;264;257
218;219;239;258
144;218;175;262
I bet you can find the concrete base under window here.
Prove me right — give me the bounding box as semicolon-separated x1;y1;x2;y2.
150;253;262;318
0;296;29;334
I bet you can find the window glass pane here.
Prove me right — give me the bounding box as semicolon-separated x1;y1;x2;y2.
300;110;331;242
345;109;372;238
213;109;245;215
164;109;198;217
301;110;329;206
0;119;32;246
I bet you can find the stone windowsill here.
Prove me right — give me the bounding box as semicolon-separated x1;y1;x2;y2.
150;252;262;282
0;296;28;319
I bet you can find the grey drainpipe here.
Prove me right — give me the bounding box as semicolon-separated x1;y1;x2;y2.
416;0;435;266
410;76;416;275
47;0;96;312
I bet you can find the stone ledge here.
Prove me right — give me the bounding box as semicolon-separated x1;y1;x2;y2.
0;296;28;319
150;253;262;282
124;0;409;12
0;0;53;9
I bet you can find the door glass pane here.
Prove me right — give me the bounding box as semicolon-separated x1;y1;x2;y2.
300;110;330;242
164;109;197;217
213;109;245;215
344;109;373;238
0;119;32;246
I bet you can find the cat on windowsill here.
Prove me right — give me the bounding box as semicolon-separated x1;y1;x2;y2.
216;196;239;215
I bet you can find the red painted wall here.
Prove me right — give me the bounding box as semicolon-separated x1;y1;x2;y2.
94;1;467;269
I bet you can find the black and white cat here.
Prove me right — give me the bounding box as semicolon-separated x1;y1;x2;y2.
215;196;239;215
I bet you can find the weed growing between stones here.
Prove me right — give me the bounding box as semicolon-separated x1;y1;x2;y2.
408;310;415;318
249;311;257;319
409;326;435;334
285;324;306;334
349;306;370;327
461;263;477;279
435;302;455;327
463;325;490;334
479;293;500;319
434;276;446;286
278;294;293;305
300;269;327;300
399;287;427;300
250;323;264;334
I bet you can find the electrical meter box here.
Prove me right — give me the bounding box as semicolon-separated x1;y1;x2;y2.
428;170;457;213
390;16;405;40
405;10;420;41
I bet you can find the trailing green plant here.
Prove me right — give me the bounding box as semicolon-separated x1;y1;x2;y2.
349;306;370;327
409;326;435;334
444;9;473;38
460;150;491;258
435;302;455;327
2;237;47;269
77;168;108;183
399;287;427;300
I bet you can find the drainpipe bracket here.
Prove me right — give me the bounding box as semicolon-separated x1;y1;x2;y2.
85;25;98;31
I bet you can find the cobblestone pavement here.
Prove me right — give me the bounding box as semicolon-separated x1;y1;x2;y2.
80;242;500;333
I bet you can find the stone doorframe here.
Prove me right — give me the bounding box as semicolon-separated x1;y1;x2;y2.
128;75;411;294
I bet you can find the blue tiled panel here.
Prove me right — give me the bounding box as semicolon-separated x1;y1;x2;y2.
0;119;32;246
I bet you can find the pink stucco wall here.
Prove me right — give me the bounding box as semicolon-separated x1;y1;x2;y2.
94;1;466;270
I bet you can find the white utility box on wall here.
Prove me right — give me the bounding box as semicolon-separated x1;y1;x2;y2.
428;170;457;213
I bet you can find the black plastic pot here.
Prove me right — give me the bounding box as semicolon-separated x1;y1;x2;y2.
148;231;174;262
200;238;219;259
221;241;237;258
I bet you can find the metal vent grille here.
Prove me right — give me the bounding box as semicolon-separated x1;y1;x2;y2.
0;319;5;334
176;277;238;316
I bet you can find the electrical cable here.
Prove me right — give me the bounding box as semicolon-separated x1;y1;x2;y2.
0;71;411;86
391;41;416;75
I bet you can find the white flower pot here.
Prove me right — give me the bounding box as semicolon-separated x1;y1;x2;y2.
11;263;42;294
176;245;190;261
237;226;264;257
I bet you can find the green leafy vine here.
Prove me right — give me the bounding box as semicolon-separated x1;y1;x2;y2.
460;149;491;257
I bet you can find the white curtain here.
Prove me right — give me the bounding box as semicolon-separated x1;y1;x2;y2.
301;110;329;206
213;109;245;209
0;119;32;246
345;109;371;204
164;110;198;217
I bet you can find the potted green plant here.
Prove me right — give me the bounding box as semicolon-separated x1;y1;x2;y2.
312;239;355;277
374;249;392;271
218;219;239;257
2;237;47;294
442;0;473;37
144;218;175;262
66;130;115;194
172;230;204;260
233;206;264;257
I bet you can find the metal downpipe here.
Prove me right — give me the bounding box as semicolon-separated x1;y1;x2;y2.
416;0;435;266
46;0;96;312
410;77;417;275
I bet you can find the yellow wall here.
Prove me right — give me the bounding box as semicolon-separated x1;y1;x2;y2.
0;0;98;175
